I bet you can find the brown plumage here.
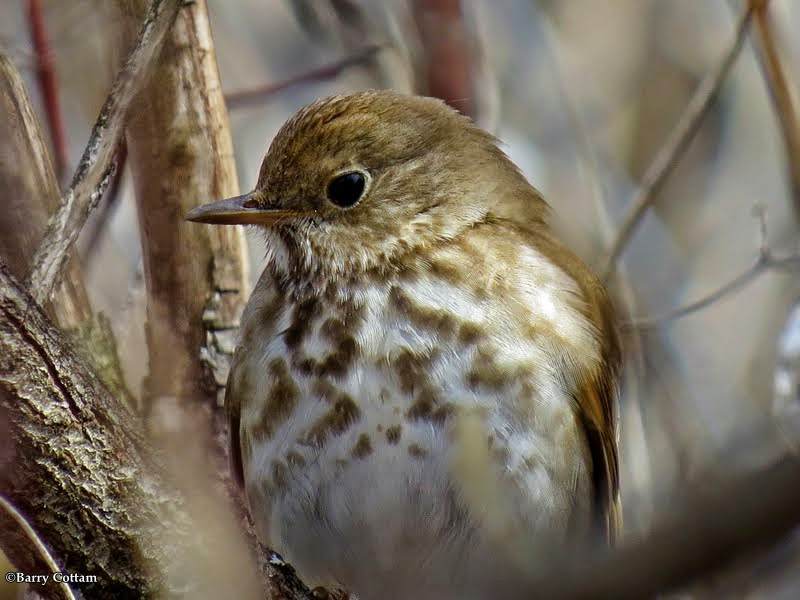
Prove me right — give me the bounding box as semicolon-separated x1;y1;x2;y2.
189;90;621;599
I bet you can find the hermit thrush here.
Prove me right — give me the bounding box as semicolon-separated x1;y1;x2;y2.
187;90;621;600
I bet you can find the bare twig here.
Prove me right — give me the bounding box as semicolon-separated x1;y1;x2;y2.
628;253;800;329
225;44;383;109
82;140;128;263
27;0;182;306
26;0;68;180
628;207;800;328
751;2;800;218
0;495;76;600
602;3;755;279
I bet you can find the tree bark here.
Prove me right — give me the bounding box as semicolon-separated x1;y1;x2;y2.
0;263;193;599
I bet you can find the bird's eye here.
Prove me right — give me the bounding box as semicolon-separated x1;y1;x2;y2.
326;171;366;208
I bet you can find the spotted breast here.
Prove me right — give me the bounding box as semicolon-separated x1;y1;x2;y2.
225;216;617;600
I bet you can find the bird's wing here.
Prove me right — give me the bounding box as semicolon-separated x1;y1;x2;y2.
226;352;245;487
527;227;622;543
225;269;285;489
574;279;622;543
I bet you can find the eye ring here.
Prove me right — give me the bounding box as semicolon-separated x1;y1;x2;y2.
326;170;368;209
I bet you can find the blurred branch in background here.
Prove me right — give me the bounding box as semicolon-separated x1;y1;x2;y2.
602;1;755;280
26;0;68;181
629;206;800;329
412;0;475;117
534;448;800;599
226;43;383;110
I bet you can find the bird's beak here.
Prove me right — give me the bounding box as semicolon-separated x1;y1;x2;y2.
185;192;313;226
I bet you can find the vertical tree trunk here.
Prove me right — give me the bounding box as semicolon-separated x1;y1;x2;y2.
117;0;249;425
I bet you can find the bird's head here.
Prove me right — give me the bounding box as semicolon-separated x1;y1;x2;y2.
187;90;545;277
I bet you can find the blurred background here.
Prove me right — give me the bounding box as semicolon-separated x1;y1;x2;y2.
1;0;799;597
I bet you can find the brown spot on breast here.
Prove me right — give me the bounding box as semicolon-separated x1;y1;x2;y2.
391;347;438;393
376;424;384;432
320;317;348;343
312;379;339;402
304;394;361;448
406;386;456;426
316;336;359;378
251;359;299;441
286;451;306;468
408;444;428;459
429;258;466;287
285;297;321;349
386;424;402;444
272;461;289;490
458;321;484;345
389;287;458;339
351;433;373;459
466;345;512;391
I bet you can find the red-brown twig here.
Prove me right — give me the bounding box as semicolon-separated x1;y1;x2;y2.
412;0;475;117
26;0;68;181
602;3;756;280
751;2;800;219
225;44;383;110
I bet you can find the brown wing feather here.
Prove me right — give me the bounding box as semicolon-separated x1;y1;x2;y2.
575;278;622;543
226;371;245;487
525;227;622;543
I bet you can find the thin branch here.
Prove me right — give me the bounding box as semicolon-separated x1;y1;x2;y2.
602;3;755;280
82;141;128;263
628;207;800;328
751;2;800;218
0;495;76;600
26;0;182;306
225;44;383;110
26;0;68;180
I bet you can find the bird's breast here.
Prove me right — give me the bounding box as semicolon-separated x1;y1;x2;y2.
235;236;598;590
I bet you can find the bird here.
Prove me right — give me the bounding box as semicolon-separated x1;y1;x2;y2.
187;89;621;600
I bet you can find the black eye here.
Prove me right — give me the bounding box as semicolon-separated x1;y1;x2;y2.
327;171;366;208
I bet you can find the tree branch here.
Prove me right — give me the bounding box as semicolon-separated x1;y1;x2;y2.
27;0;182;306
602;2;755;279
751;1;800;218
412;0;476;117
628;206;800;329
